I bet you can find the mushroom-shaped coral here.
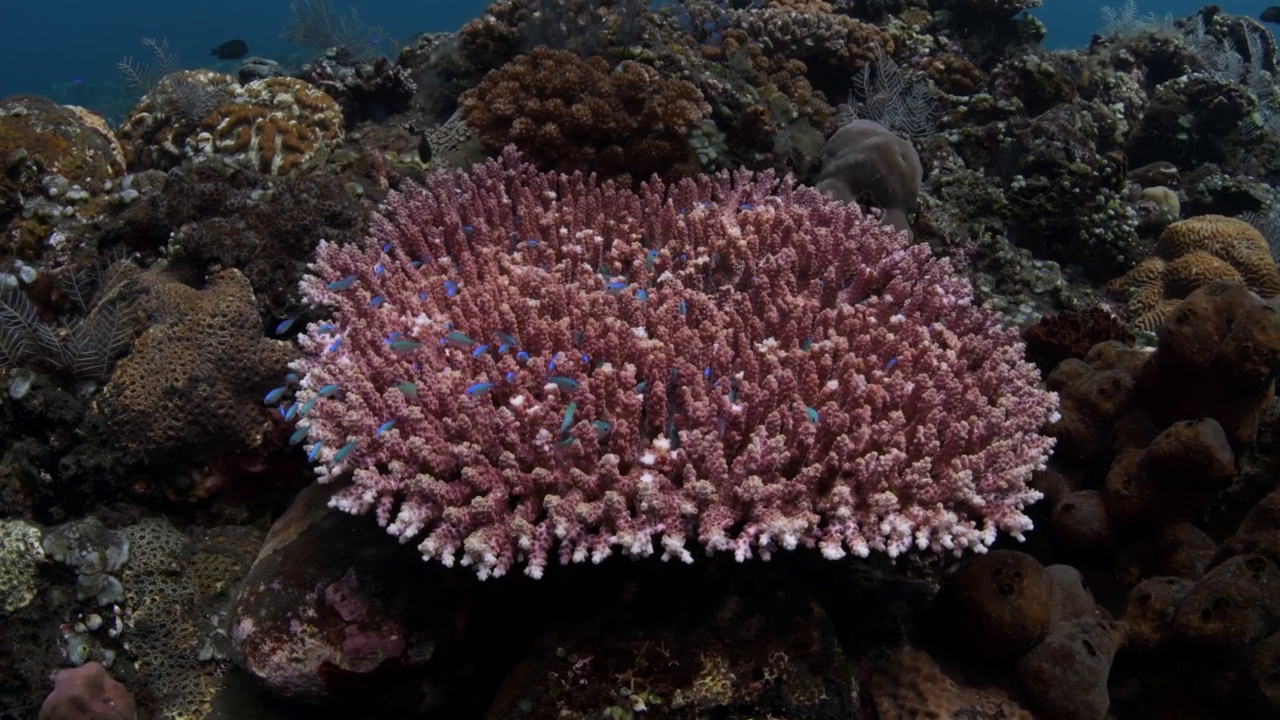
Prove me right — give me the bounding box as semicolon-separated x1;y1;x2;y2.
814;119;922;237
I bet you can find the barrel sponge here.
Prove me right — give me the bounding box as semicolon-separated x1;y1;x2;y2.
1141;282;1280;447
814;119;922;238
869;647;1034;719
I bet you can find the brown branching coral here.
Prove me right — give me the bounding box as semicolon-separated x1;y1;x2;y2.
459;46;710;184
729;6;894;85
699;28;833;131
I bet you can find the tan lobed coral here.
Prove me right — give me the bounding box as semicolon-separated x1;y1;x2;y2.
1105;215;1280;332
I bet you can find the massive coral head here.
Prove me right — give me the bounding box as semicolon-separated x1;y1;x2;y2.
290;146;1057;580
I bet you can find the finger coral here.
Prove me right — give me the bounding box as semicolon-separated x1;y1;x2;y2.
289;147;1056;580
459;46;709;185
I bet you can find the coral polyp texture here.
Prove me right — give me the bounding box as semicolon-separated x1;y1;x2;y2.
290;147;1057;580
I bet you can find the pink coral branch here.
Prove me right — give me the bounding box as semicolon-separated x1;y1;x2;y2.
290;147;1057;579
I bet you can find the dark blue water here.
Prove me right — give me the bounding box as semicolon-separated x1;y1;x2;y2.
1033;1;1271;49
0;1;1271;102
0;1;487;100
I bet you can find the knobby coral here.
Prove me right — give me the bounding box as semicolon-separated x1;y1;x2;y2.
289;147;1057;580
459;46;709;185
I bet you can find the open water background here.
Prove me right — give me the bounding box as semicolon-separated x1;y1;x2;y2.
0;1;1271;107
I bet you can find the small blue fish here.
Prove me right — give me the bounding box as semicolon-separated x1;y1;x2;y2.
635;289;648;302
289;425;310;445
263;386;287;404
382;242;392;253
801;338;813;351
560;401;577;434
284;402;299;421
645;249;658;268
418;291;428;300
885;357;897;371
285;372;299;383
394;382;418;398
466;382;494;396
369;294;385;307
389;339;422;353
805;406;819;424
442;331;475;348
470;343;490;358
333;439;358;463
274;318;296;334
374;264;385;276
505;371;516;382
516;350;530;363
317;384;341;397
318;323;335;333
462;225;473;235
738;203;754;211
548;376;578;391
411;260;424;269
444;280;459;297
678;300;687;316
327;275;357;291
592;420;611;438
307;440;324;461
298;395;320;416
377;419;396;435
604;280;627;294
494;331;519;351
328;337;342;353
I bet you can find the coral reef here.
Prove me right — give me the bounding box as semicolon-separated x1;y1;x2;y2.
7;1;1280;718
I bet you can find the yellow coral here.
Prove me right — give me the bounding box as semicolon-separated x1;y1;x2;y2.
1106;215;1280;332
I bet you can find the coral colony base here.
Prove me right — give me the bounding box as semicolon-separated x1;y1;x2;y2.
278;147;1057;580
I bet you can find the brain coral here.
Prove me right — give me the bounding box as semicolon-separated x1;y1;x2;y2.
116;72;343;175
1105;214;1280;332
